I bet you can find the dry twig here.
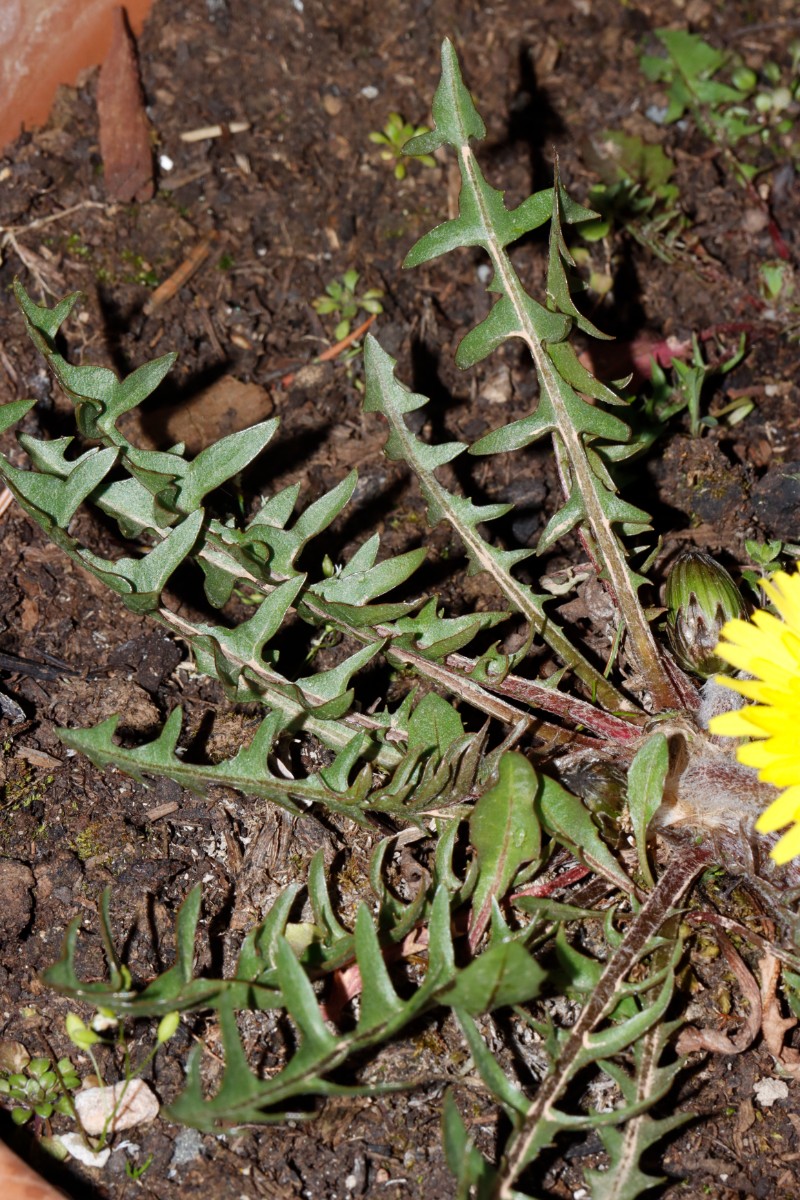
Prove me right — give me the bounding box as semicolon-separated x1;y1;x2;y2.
143;231;220;315
279;313;377;387
180;120;251;143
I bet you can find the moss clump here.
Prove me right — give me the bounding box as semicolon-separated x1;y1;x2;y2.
72;823;108;863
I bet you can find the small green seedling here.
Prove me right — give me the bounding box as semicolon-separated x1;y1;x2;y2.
64;233;90;260
735;48;800;141
66;1008;179;1088
120;248;159;289
742;537;800;596
760;259;796;307
579;132;685;261
125;1154;154;1181
757;261;800;336
627;333;748;457
641;30;800;185
669;333;747;437
0;1042;80;1126
369;111;436;179
312;269;384;341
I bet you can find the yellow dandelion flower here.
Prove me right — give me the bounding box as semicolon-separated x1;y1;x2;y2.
709;568;800;864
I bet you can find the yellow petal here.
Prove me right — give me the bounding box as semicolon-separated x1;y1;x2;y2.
771;821;800;864
763;571;800;628
755;785;800;833
737;742;778;770
712;568;800;859
735;710;798;738
754;759;800;788
750;730;800;756
708;709;765;739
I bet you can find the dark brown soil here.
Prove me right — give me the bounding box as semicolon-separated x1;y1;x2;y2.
2;1;800;1197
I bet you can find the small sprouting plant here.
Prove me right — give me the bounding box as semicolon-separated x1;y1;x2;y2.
742;537;800;596
60;1008;177;1151
1;38;796;1200
631;332;748;450
667;333;748;437
125;1154;154;1181
759;260;799;332
368;111;437;179
119;248;159;289
0;1041;81;1127
66;1009;179;1091
744;537;784;583
760;260;793;303
311;268;384;339
578;131;685;260
64;233;90;259
641;29;800;185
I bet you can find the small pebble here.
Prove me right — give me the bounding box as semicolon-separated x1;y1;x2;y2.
171;1126;205;1167
645;104;668;125
57;1134;111;1168
74;1079;159;1135
753;1077;789;1107
361;86;379;100
0;860;33;938
741;206;768;234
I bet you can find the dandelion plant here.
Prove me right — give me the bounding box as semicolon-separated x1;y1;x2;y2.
1;36;796;1200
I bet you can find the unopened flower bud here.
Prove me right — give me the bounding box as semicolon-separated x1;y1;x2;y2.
665;550;746;679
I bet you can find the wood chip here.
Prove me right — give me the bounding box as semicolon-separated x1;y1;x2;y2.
16;747;61;769
145;801;179;821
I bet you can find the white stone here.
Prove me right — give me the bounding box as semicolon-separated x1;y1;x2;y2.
74;1080;159;1134
57;1134;111;1168
753;1077;789;1107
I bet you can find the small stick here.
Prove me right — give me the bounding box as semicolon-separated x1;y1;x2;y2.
159;164;212;193
0;486;14;519
280;313;377;387
0;200;108;239
143;231;220;315
179;120;251;143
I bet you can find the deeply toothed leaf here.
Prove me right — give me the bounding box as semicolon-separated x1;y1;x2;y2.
0;446;118;528
77;508;204;612
364;335;625;711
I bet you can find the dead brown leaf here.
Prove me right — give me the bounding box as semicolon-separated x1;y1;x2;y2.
97;8;154;203
676;931;762;1056
760;951;800;1080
